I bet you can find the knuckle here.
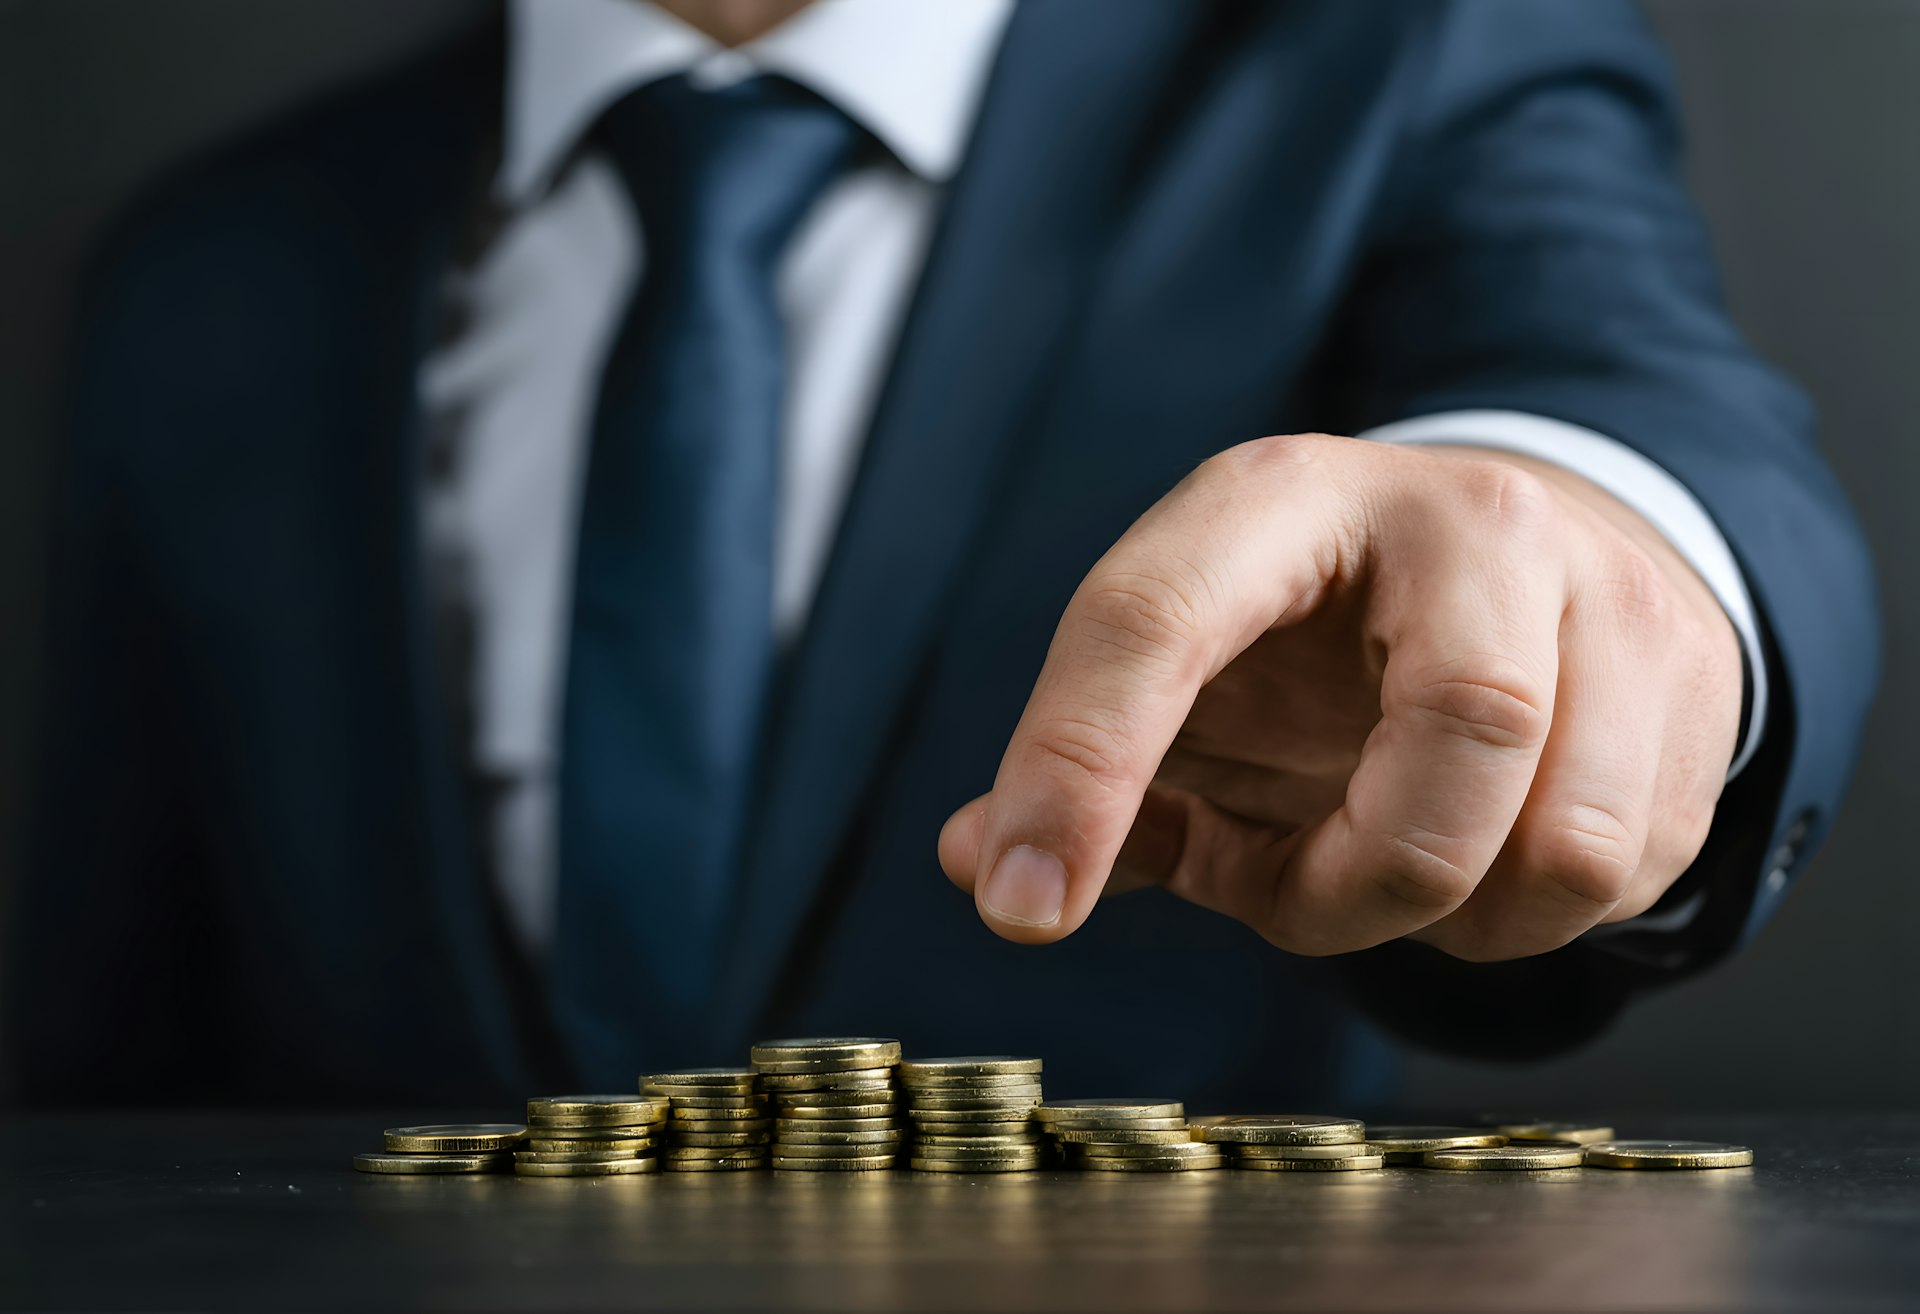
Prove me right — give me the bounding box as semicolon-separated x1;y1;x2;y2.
1075;569;1207;678
1529;804;1643;908
1596;545;1675;643
1022;713;1139;797
1458;461;1557;544
1397;657;1552;752
1372;831;1481;911
1222;432;1335;477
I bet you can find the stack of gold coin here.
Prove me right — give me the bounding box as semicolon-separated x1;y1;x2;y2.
355;1123;524;1174
751;1037;904;1171
899;1057;1047;1173
641;1068;771;1171
515;1095;669;1176
1191;1114;1379;1171
1041;1101;1220;1172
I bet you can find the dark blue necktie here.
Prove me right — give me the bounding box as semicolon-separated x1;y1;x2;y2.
554;75;859;1080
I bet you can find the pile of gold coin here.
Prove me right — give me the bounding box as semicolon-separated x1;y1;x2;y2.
1042;1100;1222;1172
351;1040;1757;1179
751;1037;905;1171
515;1094;668;1176
899;1057;1048;1172
641;1068;771;1171
353;1123;524;1174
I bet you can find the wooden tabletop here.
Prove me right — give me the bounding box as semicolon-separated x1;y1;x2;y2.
3;1113;1915;1311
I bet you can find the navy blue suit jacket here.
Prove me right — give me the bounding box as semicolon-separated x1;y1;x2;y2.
13;1;1878;1106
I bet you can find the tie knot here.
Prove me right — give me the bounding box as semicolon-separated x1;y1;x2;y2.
594;73;863;265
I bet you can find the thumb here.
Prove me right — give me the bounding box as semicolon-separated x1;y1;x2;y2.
961;437;1349;943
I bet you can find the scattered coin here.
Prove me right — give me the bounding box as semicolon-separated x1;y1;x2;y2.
1496;1121;1616;1145
1583;1141;1755;1170
381;1125;527;1154
1070;1143;1222;1172
354;1151;510;1174
1425;1145;1585;1170
1190;1115;1366;1147
1366;1127;1507;1164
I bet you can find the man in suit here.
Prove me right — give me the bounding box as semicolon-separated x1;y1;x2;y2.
11;0;1878;1107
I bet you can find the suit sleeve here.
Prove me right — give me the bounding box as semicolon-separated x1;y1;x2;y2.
1321;0;1880;1059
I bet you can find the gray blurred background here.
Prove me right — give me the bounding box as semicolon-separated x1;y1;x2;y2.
1;0;1914;1110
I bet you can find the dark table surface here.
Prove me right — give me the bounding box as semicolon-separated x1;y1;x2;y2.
2;1113;1917;1311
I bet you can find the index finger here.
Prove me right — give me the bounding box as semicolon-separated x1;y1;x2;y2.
962;436;1354;942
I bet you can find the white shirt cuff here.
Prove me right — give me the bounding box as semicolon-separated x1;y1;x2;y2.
1360;409;1766;781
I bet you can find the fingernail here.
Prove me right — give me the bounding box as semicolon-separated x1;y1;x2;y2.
981;846;1067;928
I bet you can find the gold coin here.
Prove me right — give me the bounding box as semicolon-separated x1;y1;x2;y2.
908;1157;1044;1173
898;1057;1043;1080
673;1130;772;1148
1497;1122;1616;1145
912;1134;1048;1150
514;1157;659;1177
1425;1145;1584;1170
528;1095;670;1122
908;1107;1038;1125
757;1068;896;1091
776;1102;897;1121
381;1125;527;1154
524;1123;659;1141
1053;1127;1193;1145
1232;1141;1378;1159
526;1136;657;1155
642;1068;759;1089
1232;1150;1383;1172
665;1144;772;1160
1366;1127;1506;1163
1583;1141;1754;1170
908;1093;1041;1111
909;1142;1049;1163
774;1129;904;1146
528;1108;668;1131
672;1117;773;1134
354;1151;510;1174
670;1103;770;1121
773;1117;898;1134
1037;1100;1184;1124
772;1154;897;1171
1073;1148;1222;1172
514;1149;648;1165
898;1073;1044;1091
1040;1116;1188;1132
1070;1140;1219;1161
767;1140;904;1157
1189;1115;1366;1147
663;1155;768;1171
749;1038;903;1072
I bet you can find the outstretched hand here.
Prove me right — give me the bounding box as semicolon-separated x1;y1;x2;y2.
938;434;1741;962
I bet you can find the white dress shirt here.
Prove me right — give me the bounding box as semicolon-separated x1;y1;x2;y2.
421;0;1764;957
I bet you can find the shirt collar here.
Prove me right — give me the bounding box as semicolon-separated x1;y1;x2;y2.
499;0;1015;205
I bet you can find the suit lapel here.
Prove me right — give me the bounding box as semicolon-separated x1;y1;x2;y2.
714;0;1212;1042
